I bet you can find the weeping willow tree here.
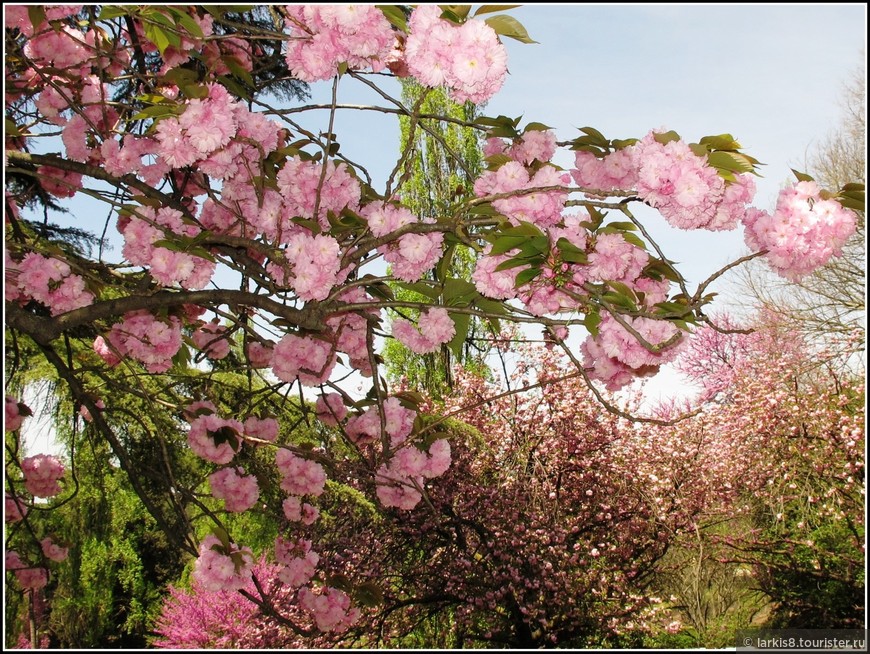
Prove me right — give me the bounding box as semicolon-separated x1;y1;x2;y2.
382;80;490;397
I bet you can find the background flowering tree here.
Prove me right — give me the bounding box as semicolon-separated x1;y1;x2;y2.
4;4;863;648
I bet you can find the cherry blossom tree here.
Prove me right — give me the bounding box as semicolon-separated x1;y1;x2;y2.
4;3;864;646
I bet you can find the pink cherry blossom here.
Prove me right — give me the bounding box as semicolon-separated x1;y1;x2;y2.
275;449;327;497
21;454;65;498
392;307;456;355
192;321;231;360
209;467;260;512
187;414;243;465
5;396;31;432
298;586;360;633
193;534;254;592
41;537;69;562
5;493;28;523
743;181;857;280
272;334;336;387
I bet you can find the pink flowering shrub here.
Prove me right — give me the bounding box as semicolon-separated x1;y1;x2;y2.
153;558;302;648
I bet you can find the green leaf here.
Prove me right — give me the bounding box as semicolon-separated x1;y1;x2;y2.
620;232;648;250
208;425;241;452
171;343;191;369
394;391;426;410
354;582;384;608
601;292;636;311
161;67;200;86
5;118;21;138
179;83;210;100
699;133;742;151
488;235;525;256
167;8;204;38
28;5;46;28
143;23;172;54
707;151;756;175
601;220;638;232
611;138;638;150
606;280;638;302
212;526;231;552
474;5;522;16
98;6;128;20
443;278;478;306
836;193;865;212
791;169;815;183
364;280;394;302
377;5;408;32
578;126;609;147
584;310;601;337
494;256;530;272
484;15;538;43
327;573;353;592
514;267;541;288
474;297;508;316
524;121;552;132
448;312;471;360
131;104;184;120
439;6;471;24
397;281;441;301
217;74;251;101
652;130;681;145
224;55;255;88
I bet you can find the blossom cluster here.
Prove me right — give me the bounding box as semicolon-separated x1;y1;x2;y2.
274;536;320;588
742;181;858;280
187;412;243;465
5;492;29;523
9;252;93;316
345;396;416;447
282;497;320;525
96;311;183;374
5;397;31;432
275;449;327;497
192;321;231;360
119;205;215;290
376;439;452;510
21;454;65;498
391;307;456;355
581;314;685;391
6;551;48;590
474;160;570;229
193;534;254;592
209;467;260;513
283;5;395;82
41;537;69;562
298;585;361;633
404;4;508;103
571;131;757;231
